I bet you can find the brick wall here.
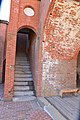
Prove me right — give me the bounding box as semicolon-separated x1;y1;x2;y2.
41;0;80;96
28;30;38;95
4;0;80;99
4;0;40;100
77;52;80;87
0;21;7;83
40;0;51;31
36;0;52;96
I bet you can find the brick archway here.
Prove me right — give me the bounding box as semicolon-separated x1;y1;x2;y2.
13;27;38;98
40;0;80;96
4;0;40;100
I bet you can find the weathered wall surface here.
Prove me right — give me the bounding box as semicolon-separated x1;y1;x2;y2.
42;0;80;96
40;0;51;31
42;54;77;96
0;22;7;83
37;0;52;96
77;52;80;87
4;0;40;100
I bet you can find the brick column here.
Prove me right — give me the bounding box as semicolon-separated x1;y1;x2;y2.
4;0;20;100
0;20;8;83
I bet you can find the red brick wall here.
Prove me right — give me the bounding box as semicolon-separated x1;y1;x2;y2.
41;0;80;96
40;0;51;31
4;0;80;99
18;0;40;33
35;0;52;96
0;22;7;83
4;0;40;100
28;30;37;94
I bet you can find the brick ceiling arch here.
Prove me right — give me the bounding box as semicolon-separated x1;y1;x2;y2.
43;0;80;60
17;25;37;35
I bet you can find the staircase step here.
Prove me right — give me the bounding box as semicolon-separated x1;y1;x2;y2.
16;57;29;61
16;55;27;57
16;59;29;61
13;96;36;101
16;63;30;65
15;68;31;71
15;77;33;81
16;60;29;62
15;65;30;68
15;71;32;74
14;86;34;91
14;91;34;96
15;74;32;78
16;62;30;66
14;53;35;98
14;81;33;86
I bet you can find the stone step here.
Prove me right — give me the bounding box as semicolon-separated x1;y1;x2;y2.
16;58;29;60
15;68;31;71
16;60;29;62
16;63;30;65
14;86;34;91
16;56;27;58
16;55;29;58
15;74;32;78
16;53;27;55
16;55;27;56
14;81;33;86
15;65;30;68
15;77;33;81
16;56;27;57
16;61;28;62
14;53;35;98
13;96;36;101
14;91;34;96
16;57;29;60
15;71;32;74
16;59;29;61
15;62;30;66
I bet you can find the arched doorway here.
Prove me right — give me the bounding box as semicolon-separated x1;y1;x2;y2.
14;28;37;100
77;51;80;89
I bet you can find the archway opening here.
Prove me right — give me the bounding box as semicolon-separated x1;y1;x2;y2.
14;28;37;99
77;51;80;89
16;28;36;55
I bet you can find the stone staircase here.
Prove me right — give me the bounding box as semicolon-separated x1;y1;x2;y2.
13;53;36;101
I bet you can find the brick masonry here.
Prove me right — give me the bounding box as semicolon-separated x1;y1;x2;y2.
41;0;80;96
0;21;7;83
4;0;40;100
2;0;80;99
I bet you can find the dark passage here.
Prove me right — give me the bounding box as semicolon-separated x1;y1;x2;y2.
13;28;36;100
77;51;80;88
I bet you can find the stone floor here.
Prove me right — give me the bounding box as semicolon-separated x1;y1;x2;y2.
0;84;4;100
0;100;52;120
0;84;52;120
